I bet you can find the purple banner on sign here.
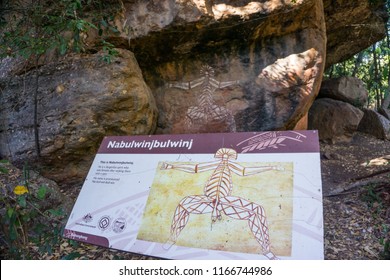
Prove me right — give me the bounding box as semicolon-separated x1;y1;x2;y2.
63;229;109;247
97;130;319;154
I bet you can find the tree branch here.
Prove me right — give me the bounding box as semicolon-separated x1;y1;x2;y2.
325;169;390;197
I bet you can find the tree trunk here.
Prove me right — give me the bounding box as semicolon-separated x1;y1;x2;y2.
33;56;41;157
380;19;390;119
380;93;390;119
372;43;381;110
352;51;364;77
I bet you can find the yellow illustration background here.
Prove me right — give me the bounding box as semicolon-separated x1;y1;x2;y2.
137;161;293;256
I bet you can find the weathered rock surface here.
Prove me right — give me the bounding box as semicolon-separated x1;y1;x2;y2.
115;0;387;69
122;0;326;133
0;0;388;187
323;0;388;67
358;109;390;140
0;49;158;185
113;0;386;133
318;77;369;107
308;98;364;143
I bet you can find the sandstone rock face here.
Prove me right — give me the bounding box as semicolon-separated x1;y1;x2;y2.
324;0;388;68
123;0;326;133
318;77;369;107
116;0;388;69
358;109;390;140
0;49;158;185
308;98;364;143
1;0;388;188
113;0;387;134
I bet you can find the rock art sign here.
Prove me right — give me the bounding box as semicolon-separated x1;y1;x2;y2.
64;131;323;260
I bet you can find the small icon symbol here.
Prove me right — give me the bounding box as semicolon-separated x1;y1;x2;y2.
113;217;127;233
98;216;111;231
82;213;93;223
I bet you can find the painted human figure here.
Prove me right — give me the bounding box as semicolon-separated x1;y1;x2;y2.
161;148;283;260
167;65;239;131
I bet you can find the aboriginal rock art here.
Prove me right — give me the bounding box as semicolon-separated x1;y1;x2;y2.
237;131;307;153
161;148;283;260
167;65;240;131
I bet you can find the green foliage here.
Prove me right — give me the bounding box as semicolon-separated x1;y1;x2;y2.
0;0;122;62
0;160;9;174
324;1;390;110
0;163;67;259
362;184;383;209
61;251;82;260
324;46;388;109
101;40;119;64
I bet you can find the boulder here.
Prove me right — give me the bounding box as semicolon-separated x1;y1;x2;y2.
308;98;364;143
116;0;386;133
114;0;388;70
0;49;158;186
358;109;390;140
122;0;326;133
318;77;368;107
1;0;389;188
79;0;388;134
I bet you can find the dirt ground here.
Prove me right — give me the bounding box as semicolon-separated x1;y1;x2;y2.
321;132;390;196
321;132;390;259
1;132;389;260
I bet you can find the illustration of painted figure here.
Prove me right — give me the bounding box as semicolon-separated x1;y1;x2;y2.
167;65;240;131
161;148;283;260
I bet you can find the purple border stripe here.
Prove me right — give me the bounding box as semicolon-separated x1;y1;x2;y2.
97;130;319;154
63;229;109;247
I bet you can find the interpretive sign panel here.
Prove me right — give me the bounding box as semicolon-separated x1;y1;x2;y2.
64;131;323;260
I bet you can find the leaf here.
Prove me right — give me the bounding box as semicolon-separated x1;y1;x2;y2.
17;195;27;208
0;166;8;174
109;26;119;34
383;67;389;78
59;40;68;55
7;207;15;219
37;186;47;200
13;185;29;195
8;223;18;241
76;20;86;31
100;19;108;28
61;252;81;260
47;208;64;217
